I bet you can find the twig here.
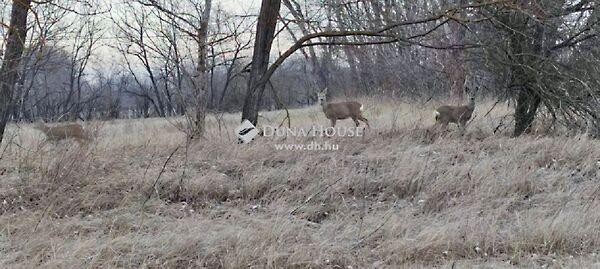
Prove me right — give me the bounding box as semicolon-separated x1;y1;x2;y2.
493;114;514;134
178;137;192;191
141;146;180;207
289;176;345;215
357;163;369;244
353;200;399;249
267;80;291;128
483;97;504;118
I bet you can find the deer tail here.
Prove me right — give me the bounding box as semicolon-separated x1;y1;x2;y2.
360;104;364;111
434;110;440;122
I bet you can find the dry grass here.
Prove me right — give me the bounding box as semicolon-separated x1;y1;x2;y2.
1;97;599;268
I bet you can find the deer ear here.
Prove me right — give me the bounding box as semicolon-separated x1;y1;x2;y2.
323;87;328;94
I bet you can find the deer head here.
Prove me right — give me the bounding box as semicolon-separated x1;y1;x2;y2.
434;86;479;129
317;88;328;106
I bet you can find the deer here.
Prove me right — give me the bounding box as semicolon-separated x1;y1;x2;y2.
33;121;90;144
317;88;370;128
434;86;478;130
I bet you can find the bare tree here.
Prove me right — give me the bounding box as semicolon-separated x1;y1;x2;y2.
193;0;212;136
130;0;214;137
241;0;282;126
112;5;168;117
0;0;32;144
63;16;101;120
241;0;467;126
476;1;599;136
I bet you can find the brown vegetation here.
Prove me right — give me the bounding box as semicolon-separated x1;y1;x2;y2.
1;99;599;268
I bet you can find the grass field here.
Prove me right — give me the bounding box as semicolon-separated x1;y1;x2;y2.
1;97;599;268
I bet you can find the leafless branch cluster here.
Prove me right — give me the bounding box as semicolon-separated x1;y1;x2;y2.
0;0;598;143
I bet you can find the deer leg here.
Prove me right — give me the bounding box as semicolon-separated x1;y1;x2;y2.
458;122;466;135
351;116;360;127
330;119;336;127
358;116;370;128
441;121;449;130
433;121;443;132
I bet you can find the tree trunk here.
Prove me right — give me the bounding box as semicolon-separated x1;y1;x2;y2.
193;0;212;137
241;0;281;125
511;18;545;137
514;86;541;136
445;0;467;101
0;0;31;144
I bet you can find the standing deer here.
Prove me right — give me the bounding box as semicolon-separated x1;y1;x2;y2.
33;122;90;144
317;88;370;128
434;87;478;130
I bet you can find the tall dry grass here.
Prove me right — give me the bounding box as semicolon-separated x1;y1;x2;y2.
1;98;599;268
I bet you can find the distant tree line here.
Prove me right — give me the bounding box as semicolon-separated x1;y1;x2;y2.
0;0;598;144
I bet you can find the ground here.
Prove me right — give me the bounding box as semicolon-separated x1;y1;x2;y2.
1;97;599;268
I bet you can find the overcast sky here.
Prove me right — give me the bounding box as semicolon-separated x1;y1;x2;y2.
91;0;261;73
217;0;259;14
